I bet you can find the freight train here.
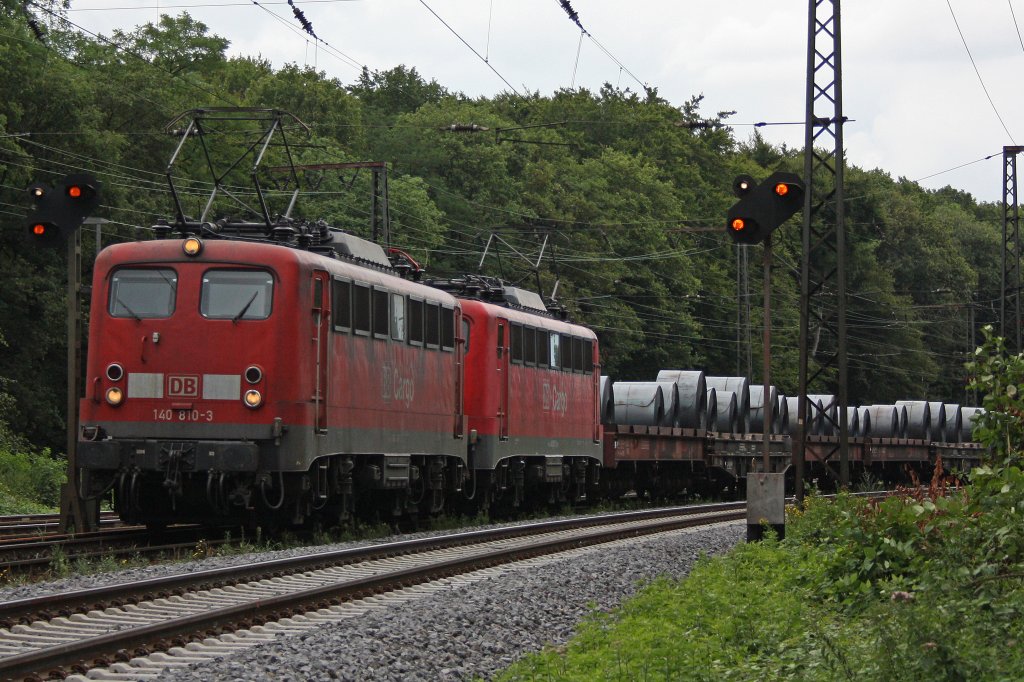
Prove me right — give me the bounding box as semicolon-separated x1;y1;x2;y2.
76;224;986;530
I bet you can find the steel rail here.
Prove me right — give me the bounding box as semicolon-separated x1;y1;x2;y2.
0;501;743;627
0;505;744;680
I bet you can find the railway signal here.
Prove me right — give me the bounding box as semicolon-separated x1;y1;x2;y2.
24;173;100;248
725;171;805;245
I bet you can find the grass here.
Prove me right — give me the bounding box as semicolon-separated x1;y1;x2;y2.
499;488;1024;681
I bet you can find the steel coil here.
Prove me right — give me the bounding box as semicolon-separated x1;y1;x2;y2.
706;376;750;433
599;376;615;425
896;401;932;441
927;401;947;444
866;405;900;438
943;404;963;443
960;407;985;443
715;390;739;433
612;382;665;427
655;370;707;429
748;385;779;434
705;388;719;432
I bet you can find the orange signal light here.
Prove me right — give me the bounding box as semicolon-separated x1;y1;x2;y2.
731;218;746;231
32;223;46;236
774;183;789;197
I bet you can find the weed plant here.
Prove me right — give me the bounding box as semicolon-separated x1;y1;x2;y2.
501;326;1024;681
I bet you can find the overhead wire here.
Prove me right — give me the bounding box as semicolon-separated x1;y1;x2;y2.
945;0;1017;144
417;0;522;96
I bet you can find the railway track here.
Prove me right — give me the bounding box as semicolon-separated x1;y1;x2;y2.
0;512;120;538
0;524;236;578
0;502;745;681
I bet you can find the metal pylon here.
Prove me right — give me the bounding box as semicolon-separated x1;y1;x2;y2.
1002;146;1024;353
795;0;848;501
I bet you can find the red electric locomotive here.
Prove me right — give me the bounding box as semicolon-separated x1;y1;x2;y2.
78;231;468;528
458;289;603;508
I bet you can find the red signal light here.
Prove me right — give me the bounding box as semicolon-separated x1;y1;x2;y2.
774;183;789;197
32;223;46;236
67;185;83;199
731;218;747;232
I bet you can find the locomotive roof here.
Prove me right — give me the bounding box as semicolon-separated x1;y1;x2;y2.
458;297;597;339
95;238;459;305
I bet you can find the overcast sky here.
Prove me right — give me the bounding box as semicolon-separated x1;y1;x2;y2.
64;0;1024;203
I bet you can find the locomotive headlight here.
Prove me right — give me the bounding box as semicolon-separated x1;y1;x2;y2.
182;237;204;256
106;363;124;381
105;386;124;406
243;389;263;409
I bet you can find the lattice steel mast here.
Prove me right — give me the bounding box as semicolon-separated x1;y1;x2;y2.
795;0;848;501
1002;146;1024;353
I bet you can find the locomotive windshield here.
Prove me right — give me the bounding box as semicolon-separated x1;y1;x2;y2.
201;270;274;320
108;268;177;319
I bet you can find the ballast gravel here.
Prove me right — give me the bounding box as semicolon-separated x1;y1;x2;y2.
0;514;743;680
158;521;742;682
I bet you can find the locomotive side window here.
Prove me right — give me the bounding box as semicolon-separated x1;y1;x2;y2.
200;270;273;320
408;297;424;345
353;284;371;334
537;330;550;368
549;333;560;369
332;279;351;331
560;333;572;371
510;324;523;363
572;336;585;372
391;294;406;341
426;303;440;348
441;307;455;350
583;339;594;372
523;326;536;365
372;288;389;338
462;319;471;354
109;268;177;319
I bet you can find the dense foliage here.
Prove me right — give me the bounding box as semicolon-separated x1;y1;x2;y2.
0;3;1001;457
501;330;1024;680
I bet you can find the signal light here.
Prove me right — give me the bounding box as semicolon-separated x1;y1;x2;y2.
23;173;100;248
724;171;805;245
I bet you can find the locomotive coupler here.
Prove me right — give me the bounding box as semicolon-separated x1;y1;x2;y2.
158;442;193;502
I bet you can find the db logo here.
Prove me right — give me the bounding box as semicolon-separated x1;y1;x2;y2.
167;375;199;398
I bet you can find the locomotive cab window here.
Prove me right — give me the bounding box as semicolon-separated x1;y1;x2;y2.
352;284;371;334
200;270;273;320
109;268;177;319
332;279;351;332
373;288;389;338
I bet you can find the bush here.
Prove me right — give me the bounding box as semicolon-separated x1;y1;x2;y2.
0;447;66;510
